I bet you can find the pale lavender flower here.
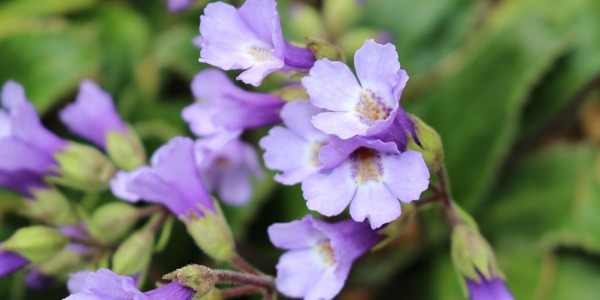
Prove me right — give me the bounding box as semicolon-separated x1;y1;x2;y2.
60;80;127;149
115;137;215;218
0;248;29;277
195;133;263;206
199;0;315;86
65;269;195;300
182;69;283;137
0;81;67;195
301;39;410;141
268;215;382;300
302;137;429;229
467;275;515;300
260;100;328;185
168;0;195;12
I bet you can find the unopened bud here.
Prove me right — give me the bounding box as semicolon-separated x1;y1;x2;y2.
406;115;444;173
451;225;500;282
112;229;154;275
50;142;116;191
23;188;77;225
183;200;235;262
1;226;68;263
288;3;326;39
106;129;146;171
306;37;344;62
272;86;309;102
90;202;139;243
37;249;84;277
323;0;361;38
164;264;218;297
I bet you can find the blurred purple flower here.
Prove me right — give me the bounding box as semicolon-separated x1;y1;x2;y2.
195;133;263;206
199;0;315;86
115;137;215;218
0;248;29;277
60;80;127;150
25;269;53;289
301;39;410;142
167;0;195;12
0;81;67;195
65;268;195;300
467;275;515;300
260;100;328;185
268;215;382;300
302;137;429;229
182;69;284;137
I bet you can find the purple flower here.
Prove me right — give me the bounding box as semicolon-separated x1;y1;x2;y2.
60;80;128;149
268;215;382;300
25;269;53;289
195;133;263;206
199;0;315;86
301;39;410;141
0;248;29;277
168;0;195;12
302;137;429;229
260;100;328;185
0;81;67;195
467;275;515;300
182;69;284;137
115;137;215;218
65;269;195;300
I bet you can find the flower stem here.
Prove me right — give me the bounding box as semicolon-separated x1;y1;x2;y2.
231;253;262;275
436;166;462;225
215;270;274;290
220;286;262;298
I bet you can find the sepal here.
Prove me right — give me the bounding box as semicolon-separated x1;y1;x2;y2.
50;142;116;191
1;226;68;263
183;199;235;262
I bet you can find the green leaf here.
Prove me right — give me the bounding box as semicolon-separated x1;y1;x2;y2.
408;0;582;210
0;31;97;112
547;254;600;300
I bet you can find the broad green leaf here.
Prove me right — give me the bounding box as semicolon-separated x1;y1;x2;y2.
547;254;600;300
0;31;97;112
408;0;583;210
152;26;204;79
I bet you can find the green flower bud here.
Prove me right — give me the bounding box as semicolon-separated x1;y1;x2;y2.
164;265;218;297
272;86;309;102
106;128;146;171
323;0;361;38
183;201;235;262
50;142;116;191
306;37;344;62
91;202;139;243
112;229;154;276
37;249;85;278
195;289;222;300
1;226;68;263
337;27;380;59
406;115;444;173
23;188;77;225
288;3;326;39
451;224;501;283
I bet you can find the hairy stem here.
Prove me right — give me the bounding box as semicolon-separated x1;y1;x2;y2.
231;254;262;275
215;270;274;290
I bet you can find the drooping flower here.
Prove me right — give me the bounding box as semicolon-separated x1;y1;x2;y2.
182;69;284;137
59;80;128;150
302;137;429;229
268;215;382;300
0;81;67;195
301;39;411;142
199;0;315;86
260;100;328;185
195;133;263;206
65;268;196;300
0;248;29;277
118;137;215;218
466;274;515;300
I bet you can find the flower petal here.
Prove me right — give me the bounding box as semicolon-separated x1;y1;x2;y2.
312;111;368;139
302;162;356;216
268;216;327;249
354;40;401;109
275;249;326;299
302;59;361;112
349;183;401;229
382;151;429;203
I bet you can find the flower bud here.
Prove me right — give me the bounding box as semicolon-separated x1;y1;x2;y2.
451;225;500;282
37;249;84;277
112;229;154;276
272;86;309;102
105;129;146;171
306;37;344;62
163;264;218;297
50;142;116;191
1;226;68;263
406;115;444;173
288;3;326;39
323;0;361;38
23;188;77;225
90;202;139;243
183;201;235;262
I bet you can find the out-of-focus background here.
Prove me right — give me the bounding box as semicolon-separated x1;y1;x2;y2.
1;0;599;299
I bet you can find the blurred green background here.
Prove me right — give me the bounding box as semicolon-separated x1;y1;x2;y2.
0;0;599;299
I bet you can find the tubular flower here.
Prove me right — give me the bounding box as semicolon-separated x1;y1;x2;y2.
268;215;382;300
199;0;315;86
0;81;67;195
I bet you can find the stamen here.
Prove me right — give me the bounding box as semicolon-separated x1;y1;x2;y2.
355;89;391;125
246;46;276;63
315;241;336;267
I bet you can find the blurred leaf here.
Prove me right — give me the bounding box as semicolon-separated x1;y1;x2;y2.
0;31;97;112
408;0;585;210
547;254;600;300
0;0;95;16
152;26;203;79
